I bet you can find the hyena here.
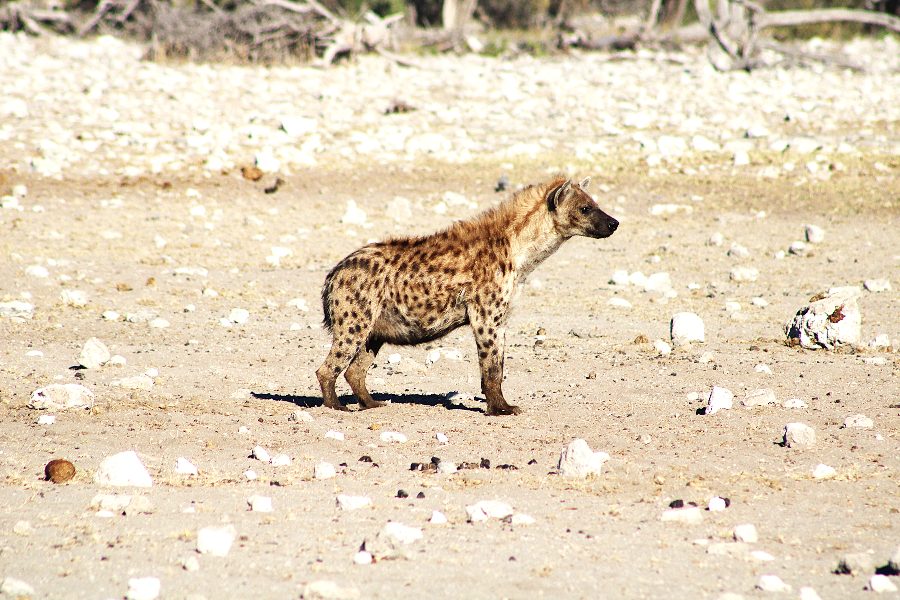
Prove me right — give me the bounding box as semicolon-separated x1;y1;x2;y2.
316;175;619;416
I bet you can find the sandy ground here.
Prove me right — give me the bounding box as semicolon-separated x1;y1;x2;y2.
1;40;900;600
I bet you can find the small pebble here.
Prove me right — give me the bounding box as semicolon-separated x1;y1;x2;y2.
181;556;200;572
557;439;609;478
93;450;152;487
805;224;825;243
270;454;291;466
510;513;535;525
38;414;56;425
733;524;758;543
782;398;807;408
383;522;423;545
466;500;514;522
79;337;111;369
653;339;672;355
743;389;777;407
670;312;705;346
660;507;703;524
798;587;822;600
842;414;874;429
708;496;727;512
755;364;773;374
244;469;257;480
607;298;633;308
353;550;373;565
757;575;791;592
380;431;407;443
436;432;449;444
289;409;313;422
707;386;733;415
29;383;94;410
436;461;457;474
314;461;337;480
336;495;372;511
812;464;836;479
836;552;875;576
196;525;236;556
869;575;898;593
248;495;273;512
126;577;161;600
730;266;759;282
430;510;448;524
864;278;892;293
45;458;76;483
325;430;345;441
783;423;816;448
251;446;271;462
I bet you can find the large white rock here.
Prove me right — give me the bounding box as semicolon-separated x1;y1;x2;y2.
196;525;236;556
557;439;609;478
842;414;874;429
707;386;733;415
783;423;816;449
869;574;898;593
30;383;94;410
671;312;705;346
0;577;35;597
80;337;111;369
314;461;337;480
175;457;198;475
805;224;825;243
126;577;161;600
94;451;153;487
0;300;34;318
784;291;861;349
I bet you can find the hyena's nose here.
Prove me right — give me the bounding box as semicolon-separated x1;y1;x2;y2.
607;218;619;233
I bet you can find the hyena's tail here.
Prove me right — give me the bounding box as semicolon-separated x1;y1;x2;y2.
321;265;339;331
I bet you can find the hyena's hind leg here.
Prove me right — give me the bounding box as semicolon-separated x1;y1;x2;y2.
317;323;372;411
344;337;385;409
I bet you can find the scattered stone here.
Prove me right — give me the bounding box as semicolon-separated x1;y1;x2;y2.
251;446;271;462
660;507;703;524
380;431;407;443
147;318;170;329
29;383;93;410
181;555;200;572
93;451;153;487
45;458;76;483
783;423;816;449
13;520;34;535
799;587;823;600
112;375;153;391
755;364;773;374
336;495;371;511
836;552;876;576
708;496;728;512
37;414;54;424
654;340;672;355
730;266;759;282
750;550;775;562
842;414;874;429
557;439;609;478
706;232;724;246
782;398;807;408
124;495;154;516
1;577;36;597
733;524;758;543
196;525;237;556
805;224;825;243
430;510;448;524
743;389;777;407
751;297;769;307
385;196;412;223
270;454;291;466
175;457;198;476
812;464;836;479
289;410;314;422
868;575;898;593
325;430;345;441
61;289;88;307
707;386;733;415
728;244;750;258
888;546;900;572
509;513;536;525
244;469;257;480
671;312;705;346
383;522;423;544
757;575;791;592
314;461;337;480
301;580;361;600
644;272;672;292
126;575;161;600
608;298;633;308
248;495;273;512
353;550;373;565
341;201;367;225
466;500;514;522
725;301;741;312
708;542;748;557
784;290;861;350
436;460;457;474
0;300;34;319
789;241;808;256
228;308;250;324
436;432;449;444
864;279;892;293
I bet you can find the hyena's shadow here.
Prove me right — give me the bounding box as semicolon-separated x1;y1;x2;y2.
251;392;484;413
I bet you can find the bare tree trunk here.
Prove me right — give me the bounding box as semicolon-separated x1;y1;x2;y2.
757;8;900;34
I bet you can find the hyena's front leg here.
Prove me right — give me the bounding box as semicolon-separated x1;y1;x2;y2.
317;326;370;411
469;307;520;416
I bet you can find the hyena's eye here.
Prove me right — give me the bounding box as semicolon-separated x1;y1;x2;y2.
579;205;591;215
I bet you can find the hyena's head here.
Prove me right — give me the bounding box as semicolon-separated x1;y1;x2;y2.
547;177;619;239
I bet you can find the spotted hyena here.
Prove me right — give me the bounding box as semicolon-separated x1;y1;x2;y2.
316;175;619;416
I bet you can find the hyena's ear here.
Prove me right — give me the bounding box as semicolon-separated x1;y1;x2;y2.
547;180;572;212
578;176;590;191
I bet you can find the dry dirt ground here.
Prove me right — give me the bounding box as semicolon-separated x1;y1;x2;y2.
1;56;900;600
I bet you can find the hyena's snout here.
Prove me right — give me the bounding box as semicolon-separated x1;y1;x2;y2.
590;212;619;239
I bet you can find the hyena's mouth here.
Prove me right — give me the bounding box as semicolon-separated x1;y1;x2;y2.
590;215;619;238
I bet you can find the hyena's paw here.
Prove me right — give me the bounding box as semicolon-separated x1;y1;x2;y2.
358;399;387;410
486;404;522;416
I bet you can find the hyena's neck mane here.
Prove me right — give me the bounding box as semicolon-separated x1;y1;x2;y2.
461;176;568;279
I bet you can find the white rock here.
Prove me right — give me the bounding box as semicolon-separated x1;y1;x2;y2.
302;580;360;600
61;289;88;306
805;224;825;243
510;513;536;525
126;577;161;600
26;265;49;278
889;545;900;572
733;151;750;166
113;375;153;391
196;525;236;556
255;148;280;173
270;454;291;466
147;317;170;329
436;432;449;444
782;398;807;408
228;308;249;324
750;550;775;562
725;301;741;312
812;464;836;479
660;507;703;524
755;364;773;374
181;555;200;571
38;414;55;425
789;240;808;255
692;135;720;152
336;495;371;511
864;278;892;293
733;524;758;543
869;575;898;593
611;270;630;285
783;423;816;448
429;510;448;524
175;457;198;475
341;200;367;225
94;450;153;487
144;368;159;378
380;431;407;443
251;446;271;462
743;389;777;407
707;386;733;415
353;550;373;565
670;312;705;346
557;439;609;478
751;297;769;307
706;232;724;246
1;577;35;597
314;461;337;480
607;298;633;308
385;196;412;223
644;272;672;292
383;522;423;545
842;414;874;429
289;409;314;422
728;244;750;258
248;495;273;512
244;469;257;480
91;493;132;512
649;204;693;216
708;496;727;512
466;500;514;522
0;300;34;318
281;116;317;137
798;587;823;600
784;291;861;349
730;266;759;282
436;460;457;474
325;430;345;441
757;575;791;593
628;271;647;286
654;340;672;355
29;383;94;410
387;353;401;364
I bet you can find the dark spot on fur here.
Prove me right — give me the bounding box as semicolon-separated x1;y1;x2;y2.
479;351;488;359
